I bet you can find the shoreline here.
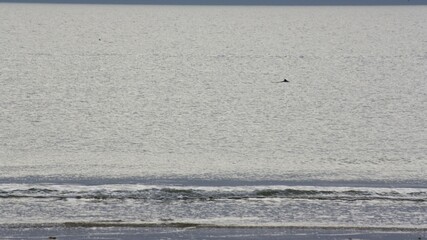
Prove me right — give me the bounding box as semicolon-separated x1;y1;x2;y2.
1;225;426;240
2;222;427;231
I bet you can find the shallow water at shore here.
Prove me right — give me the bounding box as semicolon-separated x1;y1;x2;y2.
1;226;426;240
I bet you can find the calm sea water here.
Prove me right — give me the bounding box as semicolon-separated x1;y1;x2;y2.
0;3;426;230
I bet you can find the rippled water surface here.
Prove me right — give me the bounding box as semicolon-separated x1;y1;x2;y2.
0;4;426;229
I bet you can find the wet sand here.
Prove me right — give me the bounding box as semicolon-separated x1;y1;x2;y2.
1;226;426;240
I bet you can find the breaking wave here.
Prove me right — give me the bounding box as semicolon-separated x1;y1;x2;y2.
0;184;425;202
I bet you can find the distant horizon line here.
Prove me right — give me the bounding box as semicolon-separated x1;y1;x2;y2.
1;0;427;5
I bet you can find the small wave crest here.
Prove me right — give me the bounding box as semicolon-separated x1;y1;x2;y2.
0;184;425;202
